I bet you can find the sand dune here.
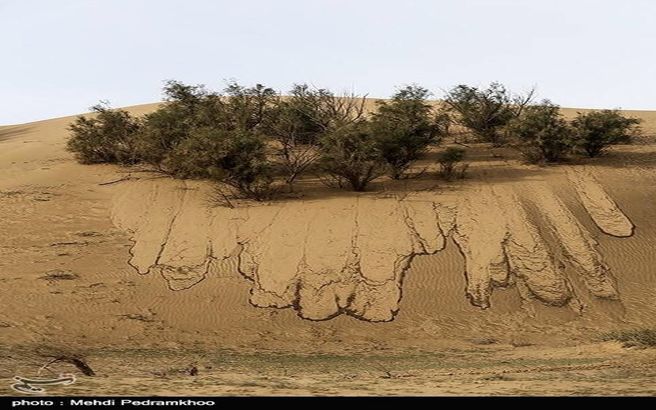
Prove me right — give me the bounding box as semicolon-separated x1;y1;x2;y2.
1;103;656;395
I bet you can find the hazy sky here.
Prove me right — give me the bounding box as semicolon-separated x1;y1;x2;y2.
2;0;655;124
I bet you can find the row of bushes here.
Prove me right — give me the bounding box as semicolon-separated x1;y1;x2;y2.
68;81;456;198
442;83;641;161
67;81;640;199
510;101;640;163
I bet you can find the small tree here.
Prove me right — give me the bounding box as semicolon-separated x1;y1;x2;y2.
223;81;278;131
137;80;278;173
571;110;641;157
67;102;142;164
266;85;367;191
263;86;327;191
444;83;534;146
136;80;219;168
162;80;210;108
216;129;275;201
509;101;573;163
290;84;367;132
163;127;224;179
437;147;467;180
371;85;446;179
319;120;385;192
166;127;275;200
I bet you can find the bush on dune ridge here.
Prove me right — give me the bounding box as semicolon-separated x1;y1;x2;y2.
571;109;641;158
371;85;449;179
318;120;386;192
509;100;574;163
67;102;143;165
443;82;535;146
67;80;641;200
264;84;365;192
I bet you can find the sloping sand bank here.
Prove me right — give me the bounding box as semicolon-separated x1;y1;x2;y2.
2;105;656;395
2;104;656;383
110;164;635;321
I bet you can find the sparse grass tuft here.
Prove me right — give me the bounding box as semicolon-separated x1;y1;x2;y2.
603;329;656;348
469;336;498;346
40;270;79;281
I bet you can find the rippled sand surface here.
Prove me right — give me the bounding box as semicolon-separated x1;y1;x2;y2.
1;103;655;395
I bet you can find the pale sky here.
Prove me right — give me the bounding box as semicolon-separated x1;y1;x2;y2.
1;0;655;124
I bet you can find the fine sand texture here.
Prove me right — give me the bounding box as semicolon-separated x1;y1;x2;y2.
1;103;656;395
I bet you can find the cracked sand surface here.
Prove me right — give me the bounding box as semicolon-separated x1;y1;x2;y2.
110;168;635;322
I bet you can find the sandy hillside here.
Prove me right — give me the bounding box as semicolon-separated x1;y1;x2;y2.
1;102;655;396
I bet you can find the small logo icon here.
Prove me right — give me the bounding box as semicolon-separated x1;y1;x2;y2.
11;374;76;394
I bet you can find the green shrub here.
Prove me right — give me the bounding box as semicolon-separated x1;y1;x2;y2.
509;101;573;163
136;81;220;167
263;85;329;191
223;82;278;131
603;329;656;347
162;127;226;179
215;129;275;201
136;80;278;200
137;80;278;172
571;110;641;157
371;85;446;179
273;85;368;191
166;127;275;200
444;83;535;146
437;147;467;180
319;121;385;192
67;103;142;164
286;84;366;132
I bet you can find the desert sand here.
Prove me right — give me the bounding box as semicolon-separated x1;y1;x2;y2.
1;102;655;396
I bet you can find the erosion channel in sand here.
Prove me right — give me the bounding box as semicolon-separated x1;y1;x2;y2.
111;165;634;322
